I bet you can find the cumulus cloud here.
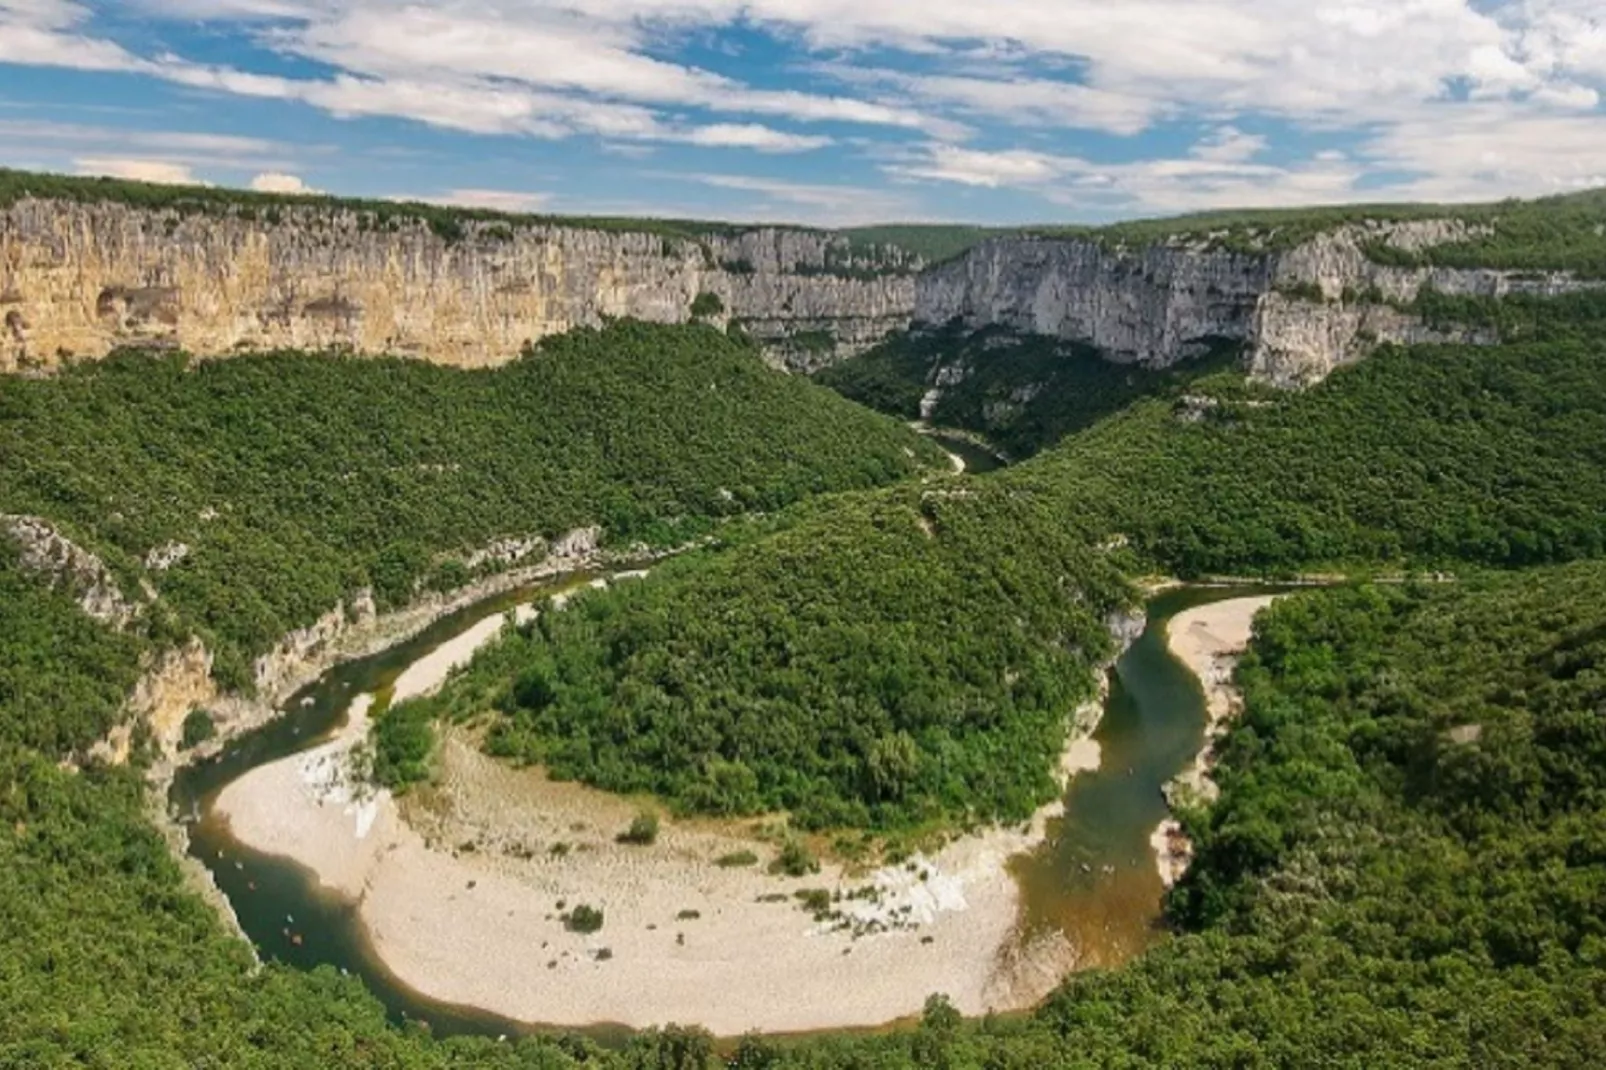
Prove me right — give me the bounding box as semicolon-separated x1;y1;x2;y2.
249;171;316;193
1191;127;1268;164
12;0;1606;216
126;0;945;139
678;124;832;152
886;145;1069;188
883;141;1364;215
74;157;204;184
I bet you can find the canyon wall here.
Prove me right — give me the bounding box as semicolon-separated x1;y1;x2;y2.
0;198;918;374
917;220;1602;387
915;238;1273;367
5;192;1600;389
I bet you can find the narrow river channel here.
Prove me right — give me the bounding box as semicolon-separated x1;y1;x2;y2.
171;580;1272;1039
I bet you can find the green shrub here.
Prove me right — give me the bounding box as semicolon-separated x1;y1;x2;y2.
795;888;832;914
690;292;724;318
179;709;216;751
564;904;604;934
715;849;759;868
617;811;660;846
370;700;434;791
770;839;819;878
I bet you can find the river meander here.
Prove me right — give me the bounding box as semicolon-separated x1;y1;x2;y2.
170;580;1272;1039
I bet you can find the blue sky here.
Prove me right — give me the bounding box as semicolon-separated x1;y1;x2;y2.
0;1;1603;225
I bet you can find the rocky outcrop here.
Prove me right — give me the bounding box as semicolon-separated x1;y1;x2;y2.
9;193;1599;388
917;238;1271;366
0;198;917;374
917;220;1604;387
1247;294;1500;388
2;513;140;627
121;639;218;760
1251;221;1599;386
123;526;628;769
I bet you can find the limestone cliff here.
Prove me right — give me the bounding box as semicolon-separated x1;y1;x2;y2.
0;198;917;373
1252;221;1599;386
916;220;1604;387
2;513;141;628
916;238;1272;367
9;191;1601;388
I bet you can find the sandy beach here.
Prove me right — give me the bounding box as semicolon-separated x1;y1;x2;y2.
391;604;538;705
214;604;1115;1035
1150;595;1280;887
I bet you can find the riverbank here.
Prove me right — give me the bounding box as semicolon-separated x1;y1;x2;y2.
211;613;1122;1035
1150;596;1280;887
151;539;617;946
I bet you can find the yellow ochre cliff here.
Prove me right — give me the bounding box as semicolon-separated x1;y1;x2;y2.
0;197;919;373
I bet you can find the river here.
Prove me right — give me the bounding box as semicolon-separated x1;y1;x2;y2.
171;580;1268;1039
923;429;1007;474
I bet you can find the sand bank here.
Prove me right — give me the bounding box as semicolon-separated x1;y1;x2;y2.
391;604;538;704
214;621;1114;1034
218;731;1095;1034
1150;596;1280;887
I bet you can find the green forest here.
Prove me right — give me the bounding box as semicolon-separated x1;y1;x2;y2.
3;218;1606;1064
1033;186;1606;273
0;321;942;697
817;325;1234;456
412;488;1131;830
1012;330;1606;575
6;560;1603;1066
416;325;1606;839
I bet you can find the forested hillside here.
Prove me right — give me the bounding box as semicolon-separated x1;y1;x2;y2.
817;326;1230;456
1034;185;1606;272
412;488;1132;830
0;543;144;755
3;246;1606;1064
1012;326;1606;575
422;322;1606;840
0;321;943;690
6;564;1602;1066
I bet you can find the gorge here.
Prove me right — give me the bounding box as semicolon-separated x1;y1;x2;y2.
4;172;1606;1068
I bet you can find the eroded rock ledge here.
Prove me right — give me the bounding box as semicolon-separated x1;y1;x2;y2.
917;220;1603;387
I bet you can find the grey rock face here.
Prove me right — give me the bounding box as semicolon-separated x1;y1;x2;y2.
3;514;139;627
918;222;1604;387
916;237;1272;367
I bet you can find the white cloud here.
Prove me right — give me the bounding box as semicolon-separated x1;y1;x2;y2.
671;173;932;225
678;124;831;152
1191;126;1267;164
815;63;1156;136
887;145;1068;187
134;1;946;137
74;157;204;184
0;119;298;182
11;0;1606;218
249;170;316;193
421;188;553;213
1359;106;1606;199
883;141;1364;215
